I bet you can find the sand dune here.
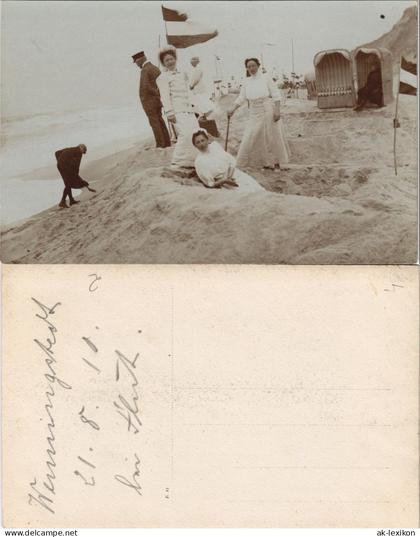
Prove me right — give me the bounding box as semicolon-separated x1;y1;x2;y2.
363;5;417;62
0;94;417;264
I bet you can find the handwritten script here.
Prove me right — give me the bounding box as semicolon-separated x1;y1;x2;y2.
2;265;414;527
28;298;71;514
26;279;154;518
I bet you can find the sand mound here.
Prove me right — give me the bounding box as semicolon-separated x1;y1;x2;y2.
1;94;417;264
363;5;417;61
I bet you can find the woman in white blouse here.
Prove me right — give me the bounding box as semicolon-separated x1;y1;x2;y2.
156;47;201;169
193;130;265;192
227;58;291;171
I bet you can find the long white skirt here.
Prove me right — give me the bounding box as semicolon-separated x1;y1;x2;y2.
171;112;201;168
233;169;265;192
236;97;291;169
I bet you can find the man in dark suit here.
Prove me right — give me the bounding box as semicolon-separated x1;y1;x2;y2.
55;144;96;209
132;51;171;148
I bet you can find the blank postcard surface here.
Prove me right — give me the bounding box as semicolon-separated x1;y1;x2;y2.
2;265;418;527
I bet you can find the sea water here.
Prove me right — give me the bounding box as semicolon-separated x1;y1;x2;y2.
1;105;150;225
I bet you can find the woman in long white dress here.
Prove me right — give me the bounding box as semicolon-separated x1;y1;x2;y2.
192;130;265;192
227;57;291;171
156;47;201;169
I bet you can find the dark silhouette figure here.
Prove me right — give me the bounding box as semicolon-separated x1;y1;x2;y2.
55;144;95;209
354;65;384;111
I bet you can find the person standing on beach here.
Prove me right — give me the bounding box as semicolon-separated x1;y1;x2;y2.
55;144;96;209
188;56;213;119
157;47;202;171
227;58;290;172
132;51;171;148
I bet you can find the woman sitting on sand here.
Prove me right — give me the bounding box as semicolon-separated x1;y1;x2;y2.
193;130;264;192
157;47;201;171
227;58;290;172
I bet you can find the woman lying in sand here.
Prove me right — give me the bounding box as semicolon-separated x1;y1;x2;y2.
192;130;265;192
157;47;201;171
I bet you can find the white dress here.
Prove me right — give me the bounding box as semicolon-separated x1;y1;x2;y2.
234;71;291;169
157;69;200;167
188;65;213;116
195;142;265;192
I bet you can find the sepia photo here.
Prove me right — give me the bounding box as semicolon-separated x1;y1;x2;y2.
1;1;419;530
0;0;418;263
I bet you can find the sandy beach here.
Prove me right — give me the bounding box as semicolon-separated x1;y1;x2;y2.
0;104;150;225
0;93;417;264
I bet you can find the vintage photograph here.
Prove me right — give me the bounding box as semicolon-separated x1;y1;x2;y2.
0;0;417;264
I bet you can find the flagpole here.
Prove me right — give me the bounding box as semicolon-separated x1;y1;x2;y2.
162;4;168;45
393;58;401;176
161;5;177;141
291;38;295;73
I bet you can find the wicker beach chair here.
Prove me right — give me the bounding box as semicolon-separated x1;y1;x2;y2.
313;49;356;109
352;47;394;106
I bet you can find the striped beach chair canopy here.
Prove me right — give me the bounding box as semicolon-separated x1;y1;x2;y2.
314;49;354;98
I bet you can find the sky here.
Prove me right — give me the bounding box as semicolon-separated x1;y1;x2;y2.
1;0;415;117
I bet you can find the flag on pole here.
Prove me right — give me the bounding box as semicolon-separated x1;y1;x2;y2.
162;5;218;48
399;57;417;96
162;5;188;22
393;57;417;175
